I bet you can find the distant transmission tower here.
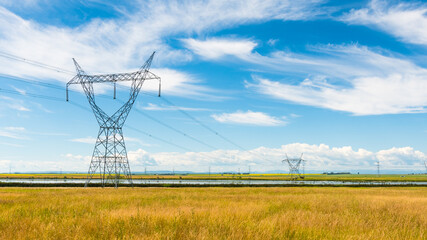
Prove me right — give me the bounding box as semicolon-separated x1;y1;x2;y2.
66;52;161;187
375;160;380;177
424;160;427;174
282;153;304;180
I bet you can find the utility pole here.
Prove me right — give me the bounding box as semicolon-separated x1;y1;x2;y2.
66;52;161;187
249;165;251;174
208;166;211;176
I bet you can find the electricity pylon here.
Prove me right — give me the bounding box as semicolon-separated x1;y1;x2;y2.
375;160;380;177
66;52;161;187
424;160;427;174
282;153;304;180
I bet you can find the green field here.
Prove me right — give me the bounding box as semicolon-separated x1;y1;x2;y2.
0;187;426;239
1;173;426;182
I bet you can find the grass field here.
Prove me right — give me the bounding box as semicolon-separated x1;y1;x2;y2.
0;187;426;239
1;173;426;182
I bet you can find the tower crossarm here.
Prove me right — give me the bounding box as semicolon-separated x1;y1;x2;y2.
67;70;160;84
66;52;161;128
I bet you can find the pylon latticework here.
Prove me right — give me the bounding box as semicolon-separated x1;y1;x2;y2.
282;153;304;180
66;52;161;187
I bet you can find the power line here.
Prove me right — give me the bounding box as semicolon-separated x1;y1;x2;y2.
0;74;219;151
0;88;63;102
0;55;279;165
159;96;278;164
160;96;248;151
117;99;218;150
0;50;75;75
0;87;195;153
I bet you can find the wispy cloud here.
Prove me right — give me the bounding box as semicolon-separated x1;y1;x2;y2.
182;38;257;60
0;0;326;97
0;126;28;140
341;0;427;45
0;96;30;112
212;110;286;126
182;39;427;115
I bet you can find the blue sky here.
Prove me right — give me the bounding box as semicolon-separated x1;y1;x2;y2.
0;0;427;173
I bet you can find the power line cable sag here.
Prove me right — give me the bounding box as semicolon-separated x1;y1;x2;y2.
0;74;219;151
0;55;280;165
0;87;195;153
0;50;75;75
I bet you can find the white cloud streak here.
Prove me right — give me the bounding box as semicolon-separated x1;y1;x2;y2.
0;0;326;99
212;110;286;126
341;0;427;45
195;41;427;115
182;38;257;60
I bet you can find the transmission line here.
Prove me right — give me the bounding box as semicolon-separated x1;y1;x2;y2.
0;74;221;152
117;99;218;150
0;55;279;166
0;50;75;75
0;87;196;153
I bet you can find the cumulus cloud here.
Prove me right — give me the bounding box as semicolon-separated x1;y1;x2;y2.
4;144;425;173
341;0;427;45
128;148;157;166
128;144;426;172
212;110;286;126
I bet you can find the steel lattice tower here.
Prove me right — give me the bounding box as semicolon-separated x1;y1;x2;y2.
66;52;161;187
282;153;305;180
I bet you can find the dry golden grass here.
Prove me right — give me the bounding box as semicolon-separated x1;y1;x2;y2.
0;187;426;239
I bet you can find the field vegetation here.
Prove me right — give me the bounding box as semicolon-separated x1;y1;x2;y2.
1;173;426;182
0;187;426;239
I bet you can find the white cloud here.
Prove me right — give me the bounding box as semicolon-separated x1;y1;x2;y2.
4;143;426;172
241;44;427;115
182;38;257;60
0;96;31;112
212;110;286;126
376;147;427;169
0;0;326;96
127;148;157;166
267;39;278;46
341;0;427;45
247;73;427;115
70;137;96;144
0;126;28;140
126;144;425;172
